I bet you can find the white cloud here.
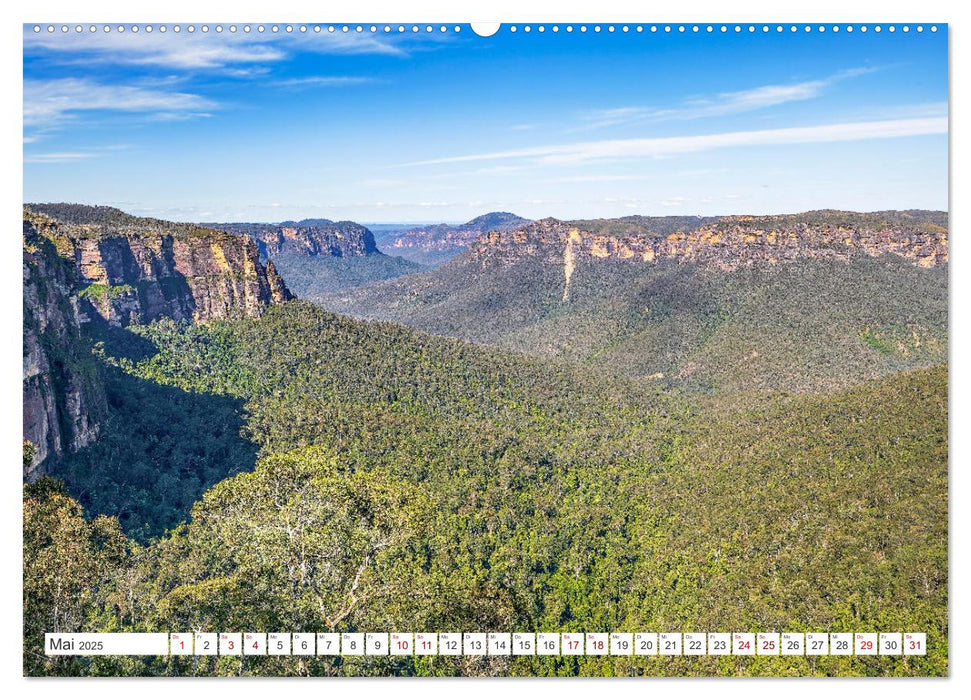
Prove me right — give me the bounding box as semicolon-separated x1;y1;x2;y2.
403;117;947;168
24;152;96;164
23;28;415;71
577;68;878;130
25;31;286;69
23;77;215;128
274;76;374;88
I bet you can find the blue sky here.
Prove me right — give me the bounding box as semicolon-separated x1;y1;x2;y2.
23;24;948;223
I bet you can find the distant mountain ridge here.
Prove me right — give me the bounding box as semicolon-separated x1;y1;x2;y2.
317;209;948;393
379;211;531;266
211;219;379;259
471;211;947;292
207;218;425;297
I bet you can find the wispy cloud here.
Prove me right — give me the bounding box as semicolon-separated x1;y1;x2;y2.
23;28;421;71
24;143;132;164
577;68;878;130
23;77;215;129
274;75;374;88
402;117;948;168
23;152;97;164
25;31;286;70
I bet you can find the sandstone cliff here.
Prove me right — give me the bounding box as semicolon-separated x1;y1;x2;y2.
389;212;530;253
215;219;378;259
22;204;294;476
472;211;948;273
27;204;293;327
23;213;105;478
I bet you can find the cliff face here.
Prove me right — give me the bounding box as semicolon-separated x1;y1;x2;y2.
472;212;949;272
215;220;378;259
390;212;529;252
23;204;295;476
28;204;293;328
23;214;105;478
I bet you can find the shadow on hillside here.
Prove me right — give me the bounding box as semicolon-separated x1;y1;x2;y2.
46;324;257;543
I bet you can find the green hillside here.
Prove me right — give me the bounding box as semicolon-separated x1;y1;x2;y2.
270;251;426;297
28;302;947;677
318;254;947;394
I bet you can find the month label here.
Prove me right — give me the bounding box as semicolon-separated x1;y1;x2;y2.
44;633;168;656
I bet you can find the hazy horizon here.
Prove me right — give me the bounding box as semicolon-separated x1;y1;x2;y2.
24;200;948;227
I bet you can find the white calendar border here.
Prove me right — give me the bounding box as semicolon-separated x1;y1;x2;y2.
4;0;962;698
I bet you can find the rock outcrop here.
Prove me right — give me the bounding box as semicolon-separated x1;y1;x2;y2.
472;211;949;272
215;219;378;259
27;204;293;328
22;204;295;476
23;213;105;478
390;212;529;253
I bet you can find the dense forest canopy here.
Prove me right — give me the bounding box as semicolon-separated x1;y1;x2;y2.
23;206;948;677
28;302;948;677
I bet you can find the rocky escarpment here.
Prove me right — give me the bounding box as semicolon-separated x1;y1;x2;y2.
215;219;379;259
23;214;105;478
390;212;530;253
23;204;294;476
28;204;293;328
474;211;948;275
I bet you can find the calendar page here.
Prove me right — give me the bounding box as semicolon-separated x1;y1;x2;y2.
21;12;948;679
